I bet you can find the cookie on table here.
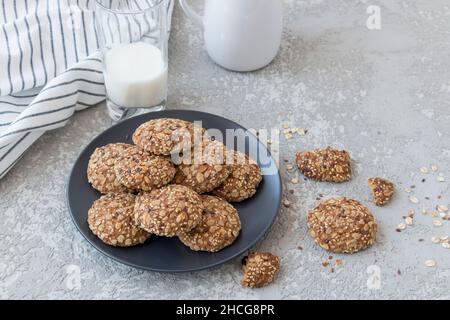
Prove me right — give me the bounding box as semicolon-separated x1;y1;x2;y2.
132;118;205;155
173;140;231;194
88;193;150;247
307;197;378;254
296;147;352;182
134;184;203;237
368;177;395;206
178;195;241;252
212;151;262;202
87;143;132;193
241;252;280;288
114;145;176;192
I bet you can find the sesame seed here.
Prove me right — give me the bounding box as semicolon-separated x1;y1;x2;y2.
431;165;438;172
291;178;299;184
420;167;429;174
409;196;419;204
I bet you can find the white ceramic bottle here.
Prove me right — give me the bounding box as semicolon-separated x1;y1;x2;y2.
179;0;283;72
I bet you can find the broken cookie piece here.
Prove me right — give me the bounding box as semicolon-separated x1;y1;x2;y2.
241;252;280;288
368;177;395;206
296;147;352;182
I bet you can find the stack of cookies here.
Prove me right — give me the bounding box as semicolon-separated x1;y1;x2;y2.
86;118;263;253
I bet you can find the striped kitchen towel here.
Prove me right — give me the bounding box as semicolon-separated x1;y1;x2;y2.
0;0;174;179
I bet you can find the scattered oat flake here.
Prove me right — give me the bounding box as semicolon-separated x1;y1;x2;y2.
420;167;429;174
266;139;272;145
285;133;293;140
431;165;438;172
442;243;450;249
440;236;449;242
437;176;445;182
425;259;436;267
431;237;440;244
282;123;289;129
433;220;443;227
405;217;413;226
397;223;406;230
286;164;293;170
437;205;448;212
291;178;299;184
407;209;415;217
404;188;412;193
283;200;291;207
409;196;419;204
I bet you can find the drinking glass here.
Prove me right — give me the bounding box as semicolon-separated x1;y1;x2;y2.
95;0;170;121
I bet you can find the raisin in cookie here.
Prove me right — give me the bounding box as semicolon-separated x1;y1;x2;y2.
134;184;203;237
178;195;241;252
174;140;231;194
241;252;280;288
87;143;132;193
132;118;205;155
368;177;395;206
212;151;262;202
307;197;378;253
88;193;150;246
114;145;176;192
296;147;352;182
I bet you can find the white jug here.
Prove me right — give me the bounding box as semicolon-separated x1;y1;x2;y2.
179;0;283;72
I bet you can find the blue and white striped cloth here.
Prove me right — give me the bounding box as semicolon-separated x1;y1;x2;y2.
0;0;173;179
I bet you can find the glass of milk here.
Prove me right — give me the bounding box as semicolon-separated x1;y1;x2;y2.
95;0;169;120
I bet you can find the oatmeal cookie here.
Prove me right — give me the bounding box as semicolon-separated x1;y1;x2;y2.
114;145;176;192
241;252;280;288
173;140;231;194
296;147;352;182
132;118;205;155
87;193;150;246
307;197;378;253
368;177;395;206
212;151;262;202
87;143;132;193
178;195;241;252
134;184;203;236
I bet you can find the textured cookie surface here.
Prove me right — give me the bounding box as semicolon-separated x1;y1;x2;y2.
132;118;205;155
307;197;378;253
241;252;280;288
178;195;241;252
212;151;262;202
134;184;203;237
87;193;150;246
296;147;352;182
87;143;132;193
174;140;231;194
114;145;176;192
368;177;395;206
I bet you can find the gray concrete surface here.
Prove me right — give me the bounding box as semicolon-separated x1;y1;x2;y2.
1;0;450;299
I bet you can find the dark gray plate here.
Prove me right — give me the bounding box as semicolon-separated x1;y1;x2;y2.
67;110;282;272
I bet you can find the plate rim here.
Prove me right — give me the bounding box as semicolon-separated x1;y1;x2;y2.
66;109;282;273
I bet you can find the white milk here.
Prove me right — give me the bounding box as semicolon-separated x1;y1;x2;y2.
104;42;167;108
